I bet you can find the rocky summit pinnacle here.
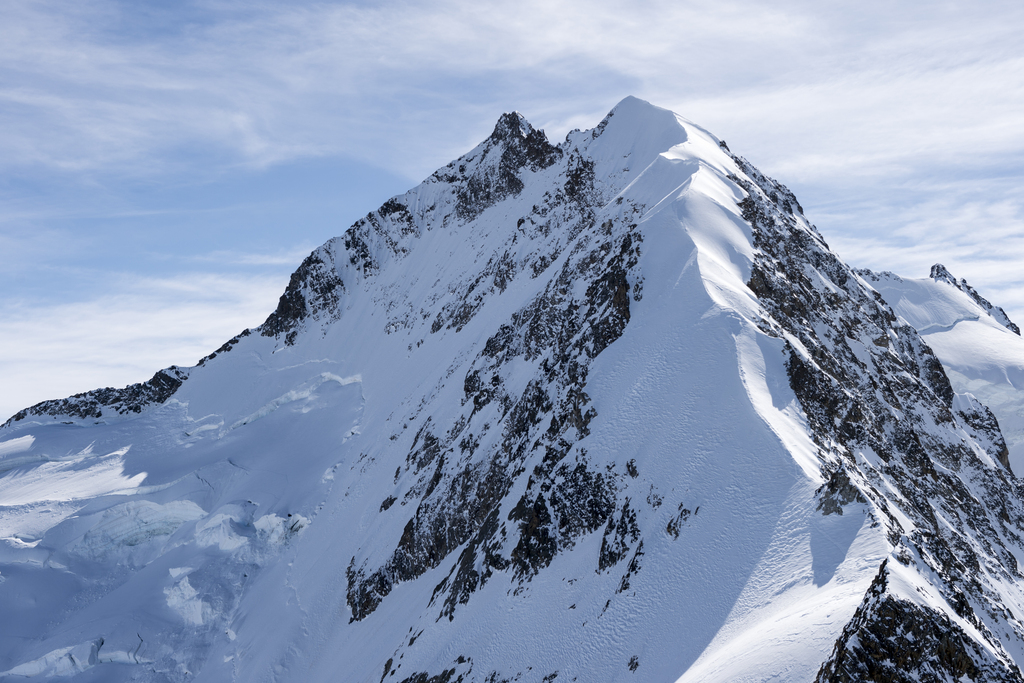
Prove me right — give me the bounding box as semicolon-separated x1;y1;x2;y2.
4;97;1024;682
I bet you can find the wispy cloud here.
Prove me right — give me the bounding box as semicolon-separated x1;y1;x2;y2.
4;1;1018;179
1;0;1022;415
188;246;318;266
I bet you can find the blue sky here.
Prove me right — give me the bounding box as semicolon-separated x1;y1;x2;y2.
2;0;1023;419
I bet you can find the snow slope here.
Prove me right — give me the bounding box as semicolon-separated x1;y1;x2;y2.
2;97;1024;682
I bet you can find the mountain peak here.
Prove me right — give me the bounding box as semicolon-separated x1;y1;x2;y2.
609;94;666;116
484;110;558;169
592;95;687;143
488;111;535;142
929;262;957;285
4;101;1024;683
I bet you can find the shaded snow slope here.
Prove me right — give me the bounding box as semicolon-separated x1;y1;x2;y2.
862;266;1024;474
3;97;1024;682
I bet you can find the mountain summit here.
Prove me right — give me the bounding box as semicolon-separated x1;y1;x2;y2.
4;97;1024;682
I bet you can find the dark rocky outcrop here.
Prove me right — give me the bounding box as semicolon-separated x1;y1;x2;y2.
455;114;562;222
196;328;251;366
816;469;868;516
347;215;641;621
260;250;345;344
816;561;1023;682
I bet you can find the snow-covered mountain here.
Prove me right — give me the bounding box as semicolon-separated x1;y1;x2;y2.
859;266;1024;476
4;96;1024;682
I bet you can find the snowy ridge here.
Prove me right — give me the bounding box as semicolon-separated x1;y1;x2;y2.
929;264;1020;336
2;97;1024;682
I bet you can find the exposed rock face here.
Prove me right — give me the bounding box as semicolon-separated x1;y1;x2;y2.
455;113;563;222
260;251;345;344
817;561;1023;682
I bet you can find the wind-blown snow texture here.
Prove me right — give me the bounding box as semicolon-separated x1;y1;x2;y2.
4;97;1024;682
